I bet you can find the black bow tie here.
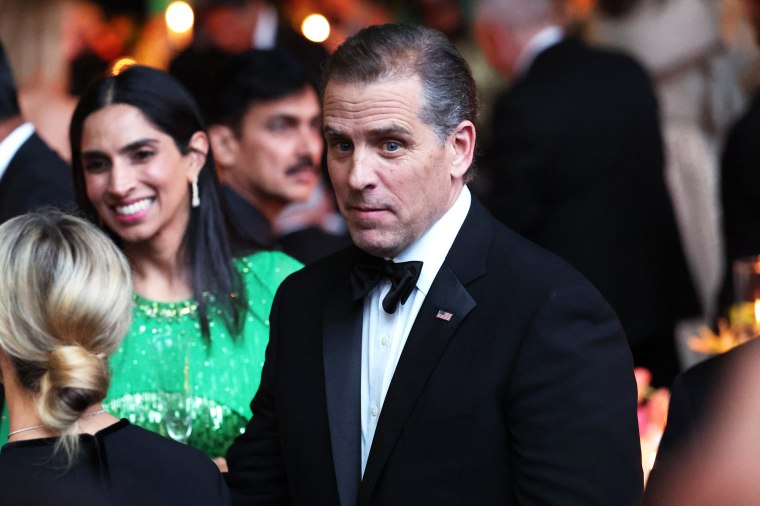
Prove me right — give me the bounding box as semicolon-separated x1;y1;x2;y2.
350;250;423;314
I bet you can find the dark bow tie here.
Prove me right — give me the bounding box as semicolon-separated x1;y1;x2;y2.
350;250;423;314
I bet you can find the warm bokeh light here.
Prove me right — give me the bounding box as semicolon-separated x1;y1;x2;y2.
301;13;330;43
111;57;137;75
165;1;194;34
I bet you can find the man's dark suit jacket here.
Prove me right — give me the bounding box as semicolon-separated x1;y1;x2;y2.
481;37;698;387
0;131;74;414
225;197;643;505
0;132;74;223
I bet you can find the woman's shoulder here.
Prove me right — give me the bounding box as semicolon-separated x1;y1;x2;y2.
113;423;220;472
100;423;229;504
235;250;303;286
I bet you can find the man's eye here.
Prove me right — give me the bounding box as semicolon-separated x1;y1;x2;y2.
385;141;401;152
269;120;292;132
335;142;352;152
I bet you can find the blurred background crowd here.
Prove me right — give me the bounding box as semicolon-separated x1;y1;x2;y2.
5;0;760;499
5;0;760;384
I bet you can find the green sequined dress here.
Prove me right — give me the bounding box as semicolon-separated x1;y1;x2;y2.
0;251;301;457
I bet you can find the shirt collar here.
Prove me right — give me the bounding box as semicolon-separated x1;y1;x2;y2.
0;122;35;183
394;186;471;296
515;25;564;77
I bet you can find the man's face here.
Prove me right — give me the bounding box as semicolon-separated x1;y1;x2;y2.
217;85;323;215
323;75;469;258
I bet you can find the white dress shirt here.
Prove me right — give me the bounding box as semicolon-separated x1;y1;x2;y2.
360;186;472;475
0;122;34;183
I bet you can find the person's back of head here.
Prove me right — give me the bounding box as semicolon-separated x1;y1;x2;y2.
0;211;132;464
474;0;560;79
208;48;314;131
323;23;478;181
477;0;557;30
0;40;20;122
0;0;69;91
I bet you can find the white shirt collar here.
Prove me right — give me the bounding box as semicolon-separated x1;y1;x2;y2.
515;25;564;77
0;122;35;183
252;3;278;49
393;186;471;296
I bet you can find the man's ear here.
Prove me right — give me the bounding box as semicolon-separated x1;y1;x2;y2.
208;124;239;168
448;120;476;179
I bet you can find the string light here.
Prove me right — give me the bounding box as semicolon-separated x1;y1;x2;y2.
301;14;330;43
165;1;194;34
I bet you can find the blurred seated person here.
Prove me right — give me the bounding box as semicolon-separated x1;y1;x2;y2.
170;0;327;121
0;211;229;505
208;49;350;264
643;337;760;504
0;40;74;224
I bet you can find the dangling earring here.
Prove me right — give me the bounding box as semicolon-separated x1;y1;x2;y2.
191;176;200;208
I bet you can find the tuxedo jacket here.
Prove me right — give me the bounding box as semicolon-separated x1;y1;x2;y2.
225;197;643;505
0;132;75;224
481;37;698;386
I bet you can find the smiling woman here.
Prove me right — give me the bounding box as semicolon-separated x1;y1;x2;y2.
3;65;306;460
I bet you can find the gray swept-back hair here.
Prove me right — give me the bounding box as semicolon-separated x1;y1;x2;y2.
322;23;478;180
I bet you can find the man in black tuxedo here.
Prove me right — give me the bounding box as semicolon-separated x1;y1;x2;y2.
224;23;642;505
475;0;698;387
0;41;74;224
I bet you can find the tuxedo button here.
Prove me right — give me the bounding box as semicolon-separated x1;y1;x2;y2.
371;406;379;417
380;335;388;346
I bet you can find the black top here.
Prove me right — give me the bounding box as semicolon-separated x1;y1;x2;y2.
0;420;229;505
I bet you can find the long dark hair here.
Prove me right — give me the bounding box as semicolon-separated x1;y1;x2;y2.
69;65;245;340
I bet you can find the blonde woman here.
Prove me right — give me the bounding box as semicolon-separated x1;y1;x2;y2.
0;212;228;505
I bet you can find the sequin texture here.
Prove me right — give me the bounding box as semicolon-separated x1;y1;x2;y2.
103;251;302;457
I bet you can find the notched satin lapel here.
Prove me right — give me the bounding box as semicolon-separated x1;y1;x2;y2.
359;263;477;504
323;281;363;506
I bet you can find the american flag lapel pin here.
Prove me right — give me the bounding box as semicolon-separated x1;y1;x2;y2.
436;309;453;322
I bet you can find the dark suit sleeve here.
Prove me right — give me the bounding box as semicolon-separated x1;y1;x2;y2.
225;287;291;505
507;282;643;505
